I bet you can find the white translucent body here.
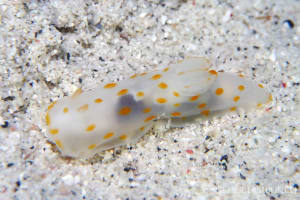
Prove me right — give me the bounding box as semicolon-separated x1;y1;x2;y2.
45;58;271;158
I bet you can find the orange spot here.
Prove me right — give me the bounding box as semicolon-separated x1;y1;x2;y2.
143;108;152;113
50;129;59;135
94;98;103;103
233;96;240;102
189;95;200;101
72;88;83;99
156;98;167;104
88;144;97;149
173;91;180;97
45;113;50;126
238;74;245;78
171;112;181;117
181;116;187;120
130;74;137;79
117;89;128;96
140;126;145;131
238;85;245;91
201;110;210;116
209;70;218;76
140;72;147;76
230;107;236;111
104;83;117;89
47;101;57;111
86;124;96;132
215;88;224;95
258;84;264;88
158;82;168;89
144;115;156;122
104;132;114;139
198;103;206;109
63;107;69;113
55;140;63;149
119;134;127;140
151;74;162;80
163;67;169;72
184;85;191;88
119;106;131;115
178;72;185;75
78;104;89;112
136;91;144;97
173;103;181;107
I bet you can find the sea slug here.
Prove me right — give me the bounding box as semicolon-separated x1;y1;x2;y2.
45;57;272;158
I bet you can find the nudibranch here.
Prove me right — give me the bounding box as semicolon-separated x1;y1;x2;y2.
45;57;272;158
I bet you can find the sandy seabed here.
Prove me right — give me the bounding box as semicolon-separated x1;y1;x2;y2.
0;0;299;199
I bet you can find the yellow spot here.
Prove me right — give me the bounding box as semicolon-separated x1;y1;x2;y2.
230;107;236;111
72;88;83;99
215;88;224;95
257;103;262;108
268;94;273;102
178;72;185;75
86;124;96;132
140;126;145;131
104;132;114;139
130;74;137;79
201;110;210;116
184;85;191;88
144;115;156;122
119;134;127;140
104;83;117;89
209;70;218;76
55;140;63;149
143;108;152;113
47;101;57;111
181;116;187;120
239;74;245;78
78;104;89;112
238;85;245;91
88;144;97;149
173;103;181;107
94;98;103;103
163;67;169;72
119;106;131;115
137;91;144;97
189;95;200;101
63;107;69;113
117;89;128;96
151;74;162;80
45;113;50;126
50;129;59;135
156;98;167;104
233;96;240;102
258;84;264;88
158;82;168;89
171;112;181;117
140;72;147;76
198;103;206;109
173;91;180;97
